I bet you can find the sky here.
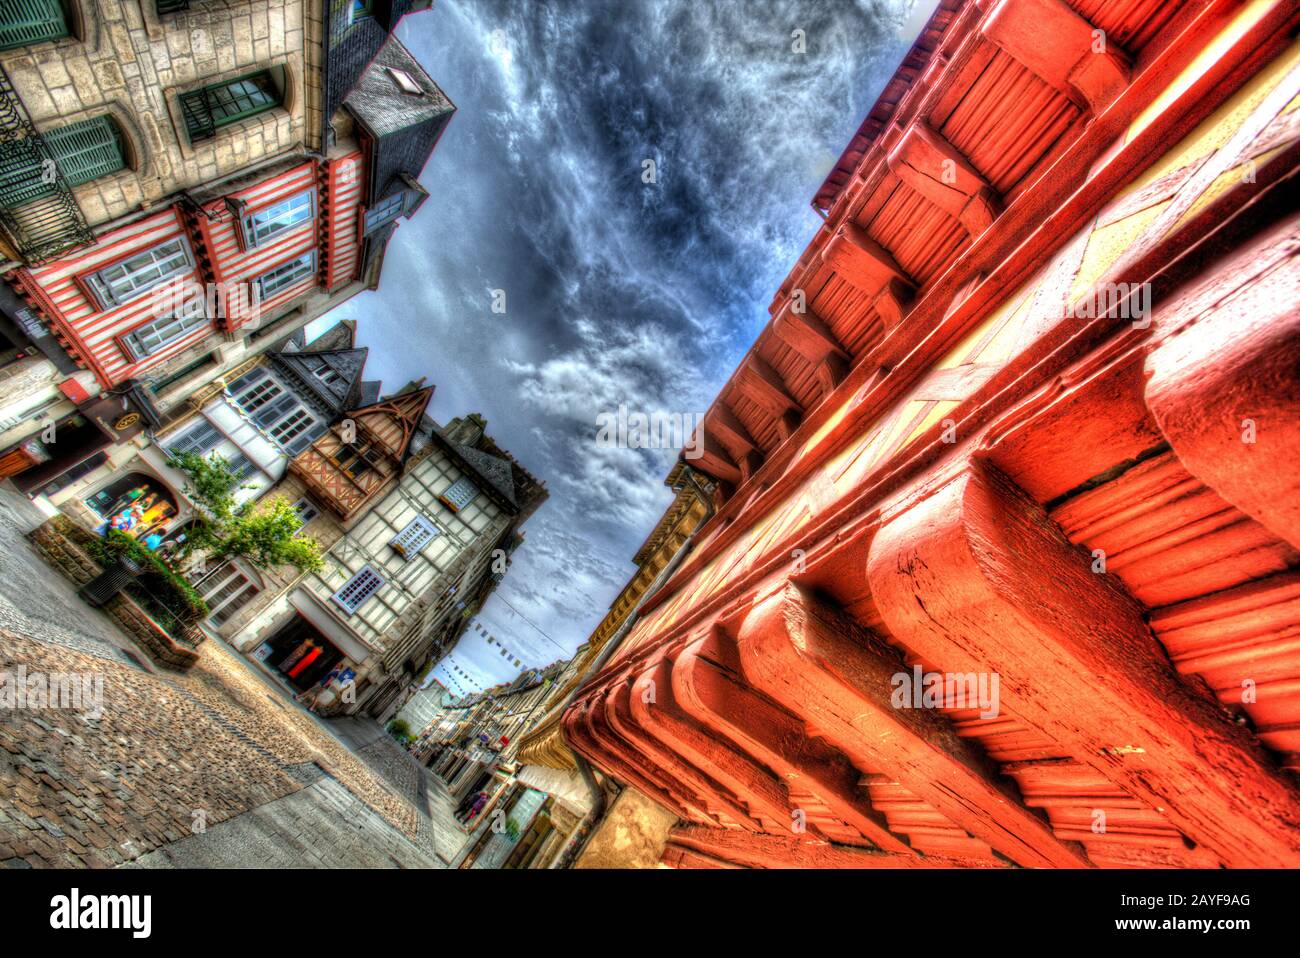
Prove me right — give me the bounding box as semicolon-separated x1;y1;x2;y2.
312;0;937;696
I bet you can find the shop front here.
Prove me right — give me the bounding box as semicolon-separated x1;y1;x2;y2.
252;614;347;693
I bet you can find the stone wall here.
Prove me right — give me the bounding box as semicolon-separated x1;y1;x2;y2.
574;787;677;869
0;0;323;229
26;515;200;671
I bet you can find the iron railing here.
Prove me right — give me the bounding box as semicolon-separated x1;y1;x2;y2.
0;65;93;264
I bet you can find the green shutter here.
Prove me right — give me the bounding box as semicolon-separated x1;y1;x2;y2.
0;116;123;208
43;116;124;186
0;0;70;51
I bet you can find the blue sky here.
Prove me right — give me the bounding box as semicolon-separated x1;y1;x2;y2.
311;0;936;695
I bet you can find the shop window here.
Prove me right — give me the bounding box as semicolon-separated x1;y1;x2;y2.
392;514;438;559
83;472;178;538
241;189;314;248
440;475;479;513
332;564;384;614
180;69;284;143
85;237;194;309
0;0;69;51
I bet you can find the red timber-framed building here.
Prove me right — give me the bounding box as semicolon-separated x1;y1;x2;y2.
0;29;453;511
563;0;1300;869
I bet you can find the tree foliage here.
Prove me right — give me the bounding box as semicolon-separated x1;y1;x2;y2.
168;451;324;575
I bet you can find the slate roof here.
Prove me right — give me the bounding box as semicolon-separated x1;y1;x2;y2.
447;439;518;509
344;34;454;138
270;347;368;417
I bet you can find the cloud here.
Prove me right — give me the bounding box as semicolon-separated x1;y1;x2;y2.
320;0;925;689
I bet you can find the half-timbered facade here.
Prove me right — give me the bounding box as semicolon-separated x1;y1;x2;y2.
225;386;546;722
563;0;1300;869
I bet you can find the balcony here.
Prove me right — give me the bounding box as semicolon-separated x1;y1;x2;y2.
0;66;93;265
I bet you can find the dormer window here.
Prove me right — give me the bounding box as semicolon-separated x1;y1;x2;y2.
388;68;422;95
312;365;342;386
364;190;410;235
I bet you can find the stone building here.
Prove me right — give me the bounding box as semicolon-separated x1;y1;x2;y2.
496;463;714;867
562;0;1300;868
0;4;450;525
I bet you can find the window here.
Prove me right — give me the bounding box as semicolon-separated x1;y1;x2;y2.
331;441;378;479
269;407;317;454
392;515;439;559
363;191;409;235
0;116;125;209
256;251;316;299
168;419;222;457
87;237;193;309
440;476;479;512
388;68;422;95
347;0;371;25
332;565;384;614
0;0;69;51
241;190;314;248
196;561;260;627
229;366;283;412
311;363;342;386
180;70;282;143
292;497;319;525
226;452;256;480
123;307;208;361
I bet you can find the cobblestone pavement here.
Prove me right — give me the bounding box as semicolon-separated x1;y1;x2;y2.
0;485;151;670
0;483;466;868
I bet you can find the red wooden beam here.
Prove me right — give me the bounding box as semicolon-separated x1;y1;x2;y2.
887;120;1001;236
866;461;1300;866
1143;211;1300;551
673;634;918;857
982;0;1130;114
734;582;1089;867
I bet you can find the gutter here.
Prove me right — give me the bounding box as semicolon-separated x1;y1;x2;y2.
549;467;714;868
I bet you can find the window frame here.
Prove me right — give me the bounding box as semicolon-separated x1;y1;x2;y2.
120;302;209;362
240;189;316;249
391;514;439;560
292;497;320;526
332;564;385;615
180;69;283;143
363;190;411;236
82;236;196;311
439;476;480;513
255;250;317;300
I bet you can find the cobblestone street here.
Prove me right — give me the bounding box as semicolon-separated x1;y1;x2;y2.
0;485;466;869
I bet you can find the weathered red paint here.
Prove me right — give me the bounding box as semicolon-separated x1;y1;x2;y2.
563;0;1300;867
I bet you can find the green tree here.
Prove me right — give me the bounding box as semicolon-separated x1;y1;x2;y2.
168;451;324;574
